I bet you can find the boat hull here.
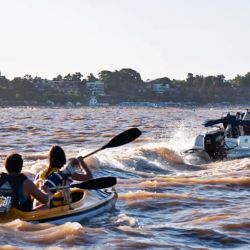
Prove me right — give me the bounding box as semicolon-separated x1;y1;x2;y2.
0;188;117;224
186;133;250;162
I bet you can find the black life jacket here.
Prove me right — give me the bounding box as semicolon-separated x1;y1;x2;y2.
44;171;72;193
0;173;33;212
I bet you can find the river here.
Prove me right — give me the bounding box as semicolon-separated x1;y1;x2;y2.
0;105;249;250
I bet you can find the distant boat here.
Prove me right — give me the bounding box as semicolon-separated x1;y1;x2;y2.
89;96;98;106
89;96;109;106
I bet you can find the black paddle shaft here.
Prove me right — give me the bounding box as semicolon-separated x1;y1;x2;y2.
82;127;141;159
71;177;117;189
49;177;117;191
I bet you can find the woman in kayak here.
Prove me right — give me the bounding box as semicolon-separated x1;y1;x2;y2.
0;153;51;211
35;145;93;207
36;145;93;182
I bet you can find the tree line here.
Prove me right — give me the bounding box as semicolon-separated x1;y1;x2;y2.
0;68;250;105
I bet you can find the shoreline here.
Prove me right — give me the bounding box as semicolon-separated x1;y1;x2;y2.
0;102;249;109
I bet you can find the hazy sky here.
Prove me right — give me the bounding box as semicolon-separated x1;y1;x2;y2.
1;0;250;80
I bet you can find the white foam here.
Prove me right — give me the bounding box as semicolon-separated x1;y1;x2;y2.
114;213;139;227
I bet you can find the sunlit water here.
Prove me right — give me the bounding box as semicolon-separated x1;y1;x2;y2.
0;106;250;250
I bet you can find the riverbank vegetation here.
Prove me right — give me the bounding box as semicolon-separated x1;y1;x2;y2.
0;69;249;106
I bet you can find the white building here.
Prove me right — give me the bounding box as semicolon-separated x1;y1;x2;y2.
86;81;106;96
152;83;170;94
0;71;6;80
89;96;98;106
45;80;81;93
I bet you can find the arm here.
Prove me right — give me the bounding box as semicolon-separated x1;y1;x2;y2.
24;179;50;205
72;156;93;181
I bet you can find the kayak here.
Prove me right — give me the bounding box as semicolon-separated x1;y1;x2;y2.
0;188;117;224
0;126;142;224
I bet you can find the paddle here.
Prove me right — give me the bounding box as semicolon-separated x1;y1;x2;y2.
82;127;142;159
48;128;141;192
203;118;224;127
49;176;117;191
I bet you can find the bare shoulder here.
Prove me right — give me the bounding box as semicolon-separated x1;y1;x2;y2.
24;179;37;189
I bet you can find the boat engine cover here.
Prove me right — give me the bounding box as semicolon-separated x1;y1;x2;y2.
204;131;225;159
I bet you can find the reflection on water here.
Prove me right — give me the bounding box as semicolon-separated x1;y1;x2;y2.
0;106;250;249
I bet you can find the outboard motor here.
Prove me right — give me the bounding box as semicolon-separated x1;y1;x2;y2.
204;131;226;160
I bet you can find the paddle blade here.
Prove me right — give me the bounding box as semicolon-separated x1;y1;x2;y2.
203;118;223;127
70;177;117;190
103;127;141;149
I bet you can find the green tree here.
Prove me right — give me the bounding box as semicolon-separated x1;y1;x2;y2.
53;75;63;81
71;72;83;81
98;70;115;83
186;73;194;86
86;73;98;82
241;72;250;89
231;74;243;88
98;68;142;96
64;73;72;81
23;74;33;81
119;68;142;83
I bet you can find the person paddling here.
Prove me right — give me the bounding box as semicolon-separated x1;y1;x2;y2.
35;145;93;207
35;145;93;182
0;153;50;211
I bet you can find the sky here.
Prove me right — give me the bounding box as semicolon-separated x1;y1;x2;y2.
0;0;250;81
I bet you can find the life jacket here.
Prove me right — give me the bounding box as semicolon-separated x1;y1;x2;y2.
36;166;60;181
37;166;73;207
44;171;72;192
0;173;33;212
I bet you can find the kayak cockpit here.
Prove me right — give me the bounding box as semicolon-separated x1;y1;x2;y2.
0;188;117;224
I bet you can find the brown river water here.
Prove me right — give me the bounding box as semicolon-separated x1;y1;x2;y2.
0;106;249;250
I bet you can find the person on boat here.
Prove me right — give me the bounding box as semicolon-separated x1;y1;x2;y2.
35;145;93;182
223;113;240;138
35;145;92;207
0;153;51;212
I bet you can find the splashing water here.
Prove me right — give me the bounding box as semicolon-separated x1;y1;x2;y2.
0;106;250;249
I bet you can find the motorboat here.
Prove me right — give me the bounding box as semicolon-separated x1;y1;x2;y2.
184;109;250;162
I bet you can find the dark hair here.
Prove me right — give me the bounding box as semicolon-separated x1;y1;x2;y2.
48;145;66;169
5;153;23;173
